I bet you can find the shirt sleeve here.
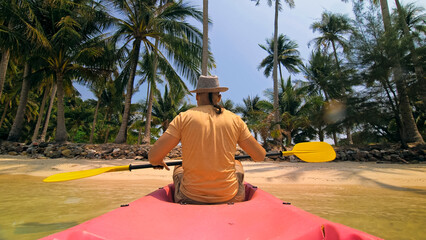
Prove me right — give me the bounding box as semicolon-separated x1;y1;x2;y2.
165;113;182;139
237;116;252;143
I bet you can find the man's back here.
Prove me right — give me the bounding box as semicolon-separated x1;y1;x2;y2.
166;105;252;203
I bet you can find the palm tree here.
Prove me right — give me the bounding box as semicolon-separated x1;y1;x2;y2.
100;77;125;143
5;0;47;141
342;0;424;144
303;95;327;142
302;50;340;144
278;77;310;146
221;99;235;112
252;0;295;129
13;0;114;143
310;12;352;72
7;63;31;141
152;85;193;133
0;0;18;101
40;84;57;142
258;34;303;81
392;2;425;109
112;0;204;144
235;95;263;140
236;95;272;148
302;51;339;101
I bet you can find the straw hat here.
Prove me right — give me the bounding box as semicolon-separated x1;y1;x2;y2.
190;75;228;93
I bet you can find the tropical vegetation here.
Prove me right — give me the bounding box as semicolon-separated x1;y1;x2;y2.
0;0;423;148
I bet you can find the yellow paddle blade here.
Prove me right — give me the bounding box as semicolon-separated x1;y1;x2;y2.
43;165;129;183
282;142;336;162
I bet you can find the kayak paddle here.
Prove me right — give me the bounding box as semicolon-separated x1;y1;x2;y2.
43;141;335;183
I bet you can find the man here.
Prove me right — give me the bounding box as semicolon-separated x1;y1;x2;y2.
149;75;266;204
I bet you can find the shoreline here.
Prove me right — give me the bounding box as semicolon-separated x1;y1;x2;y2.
1;155;425;188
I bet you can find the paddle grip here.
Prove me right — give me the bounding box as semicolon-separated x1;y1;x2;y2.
129;161;183;171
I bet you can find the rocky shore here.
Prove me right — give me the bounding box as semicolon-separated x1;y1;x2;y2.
0;141;424;164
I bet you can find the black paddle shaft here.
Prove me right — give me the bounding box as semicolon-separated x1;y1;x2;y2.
235;152;282;159
129;152;283;170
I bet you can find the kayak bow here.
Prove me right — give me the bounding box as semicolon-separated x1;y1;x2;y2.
40;183;381;240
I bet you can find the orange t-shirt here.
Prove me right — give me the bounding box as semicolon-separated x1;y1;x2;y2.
165;105;252;203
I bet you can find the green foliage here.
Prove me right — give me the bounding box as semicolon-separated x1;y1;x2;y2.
0;0;424;145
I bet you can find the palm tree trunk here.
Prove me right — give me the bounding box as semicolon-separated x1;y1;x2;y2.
115;40;141;144
138;126;143;145
378;0;424;144
32;86;50;142
89;98;101;143
0;48;10;101
272;0;282;148
379;0;392;32
394;66;423;143
331;41;340;71
202;0;208;75
284;132;292;146
7;63;31;142
333;132;338;146
143;85;155;143
278;64;283;81
55;72;67;143
40;84;57;142
346;126;353;145
104;113;111;143
143;43;159;144
318;126;324;142
394;0;425;106
273;0;280;124
0;100;9;129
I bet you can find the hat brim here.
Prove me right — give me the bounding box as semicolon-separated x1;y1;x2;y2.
190;87;229;93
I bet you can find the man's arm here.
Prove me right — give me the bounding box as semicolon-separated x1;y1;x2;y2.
238;136;266;162
148;133;180;170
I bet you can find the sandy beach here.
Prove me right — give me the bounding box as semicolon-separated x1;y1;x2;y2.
0;154;425;188
1;154;426;240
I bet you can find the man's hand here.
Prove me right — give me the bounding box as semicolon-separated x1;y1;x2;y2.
153;160;170;171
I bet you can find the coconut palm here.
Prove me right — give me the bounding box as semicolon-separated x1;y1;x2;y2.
263;77;311;146
258;34;303;81
152;85;193;133
342;0;424;144
309;11;354;144
392;2;425;109
220;99;235;112
302;50;340;144
100;78;125;143
11;0;114;143
7;63;31;141
0;0;19;101
112;0;204;143
252;0;295;134
310;12;352;71
277;77;310;146
235;95;263;139
236;95;272;148
40;83;57;142
302;51;339;101
4;0;53;141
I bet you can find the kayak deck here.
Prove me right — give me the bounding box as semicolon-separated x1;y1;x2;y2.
41;183;382;240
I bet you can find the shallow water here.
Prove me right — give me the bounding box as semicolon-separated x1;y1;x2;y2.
0;174;425;240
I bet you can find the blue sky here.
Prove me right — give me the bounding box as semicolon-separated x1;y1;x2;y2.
75;0;423;107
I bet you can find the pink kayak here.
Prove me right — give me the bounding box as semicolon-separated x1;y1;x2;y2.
40;183;382;240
